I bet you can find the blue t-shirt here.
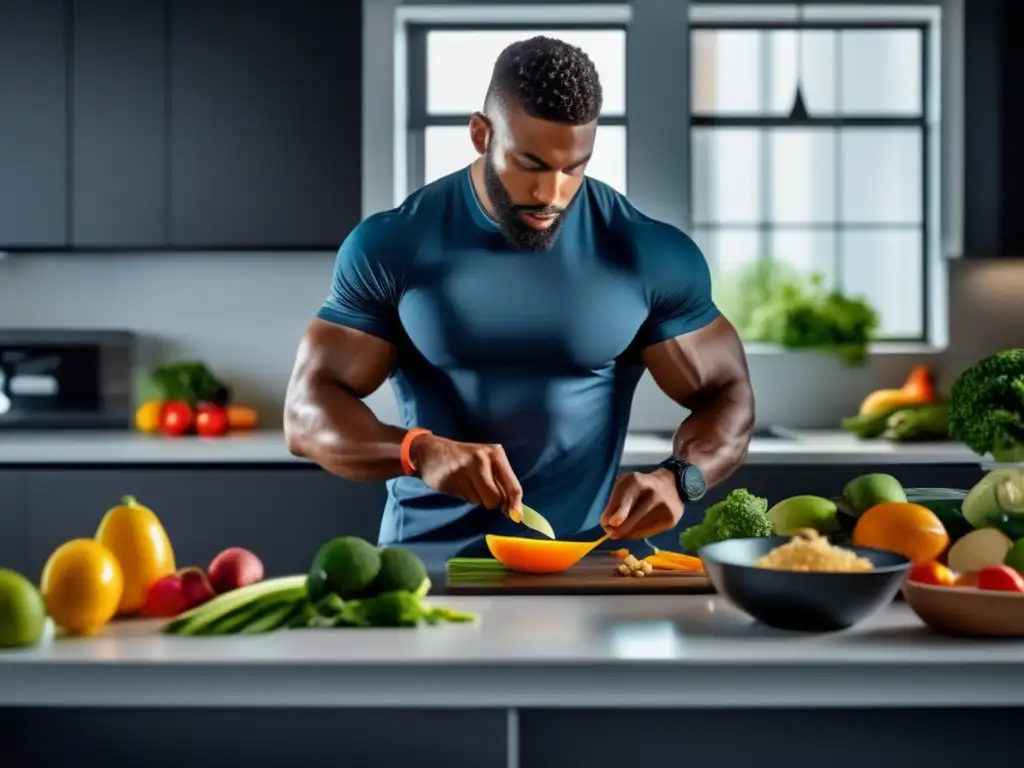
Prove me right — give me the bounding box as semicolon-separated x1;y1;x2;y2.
317;168;719;545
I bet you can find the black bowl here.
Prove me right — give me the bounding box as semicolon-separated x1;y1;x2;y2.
699;536;912;632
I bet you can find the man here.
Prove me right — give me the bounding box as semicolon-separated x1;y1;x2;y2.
285;36;754;547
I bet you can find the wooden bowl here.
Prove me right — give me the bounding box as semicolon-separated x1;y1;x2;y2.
902;580;1024;637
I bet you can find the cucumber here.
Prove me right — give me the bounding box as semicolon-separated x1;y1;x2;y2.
164;575;306;636
239;602;300;635
200;589;305;636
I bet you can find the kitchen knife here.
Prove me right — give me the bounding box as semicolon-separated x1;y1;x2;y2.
519;504;556;539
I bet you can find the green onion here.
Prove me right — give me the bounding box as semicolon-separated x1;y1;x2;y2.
445;557;509;581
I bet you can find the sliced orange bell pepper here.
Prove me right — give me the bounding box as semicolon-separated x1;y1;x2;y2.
644;553;704;572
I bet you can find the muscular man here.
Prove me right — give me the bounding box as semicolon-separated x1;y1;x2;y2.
285;36;754;546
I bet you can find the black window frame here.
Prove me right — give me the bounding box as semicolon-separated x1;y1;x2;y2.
689;20;931;343
405;22;629;193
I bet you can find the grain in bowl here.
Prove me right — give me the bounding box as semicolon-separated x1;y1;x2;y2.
754;529;873;573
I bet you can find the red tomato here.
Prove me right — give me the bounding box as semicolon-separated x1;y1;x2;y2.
195;404;229;437
908;561;958;587
976;565;1024;593
159;401;193;437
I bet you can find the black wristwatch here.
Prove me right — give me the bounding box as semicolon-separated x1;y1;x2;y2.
656;456;707;503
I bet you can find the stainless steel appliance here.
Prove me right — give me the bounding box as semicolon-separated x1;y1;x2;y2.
0;330;134;430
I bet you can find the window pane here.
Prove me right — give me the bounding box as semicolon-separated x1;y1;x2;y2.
769;129;836;224
423;125;627;193
424;125;475;185
840;30;922;115
692;227;761;279
691;30;836;116
840;129;922;223
694;227;765;338
587;125;627;193
840;230;923;338
766;31;837;114
771;230;837;286
692;128;763;224
426;29;626;116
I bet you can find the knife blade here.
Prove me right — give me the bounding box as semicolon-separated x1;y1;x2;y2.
519;504;556;539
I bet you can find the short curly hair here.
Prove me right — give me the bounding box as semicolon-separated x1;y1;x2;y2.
485;35;603;125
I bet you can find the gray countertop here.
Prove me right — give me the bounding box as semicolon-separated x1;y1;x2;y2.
0;429;983;466
0;595;1021;708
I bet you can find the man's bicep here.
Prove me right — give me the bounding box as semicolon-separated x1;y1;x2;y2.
294;319;397;400
642;316;749;406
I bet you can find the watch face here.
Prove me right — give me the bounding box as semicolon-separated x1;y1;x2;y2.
682;464;706;500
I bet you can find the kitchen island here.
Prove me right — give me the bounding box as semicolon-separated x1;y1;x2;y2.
1;594;1021;767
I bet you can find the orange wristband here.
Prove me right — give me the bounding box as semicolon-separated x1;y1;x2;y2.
401;428;432;476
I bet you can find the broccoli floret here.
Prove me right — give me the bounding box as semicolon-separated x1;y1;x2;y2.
680;489;772;553
322;591;479;628
339;591;424;628
949;349;1024;462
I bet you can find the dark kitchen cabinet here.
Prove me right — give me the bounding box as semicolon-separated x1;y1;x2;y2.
0;471;30;577
963;0;1024;257
0;0;362;252
167;0;362;248
0;1;69;249
70;0;168;248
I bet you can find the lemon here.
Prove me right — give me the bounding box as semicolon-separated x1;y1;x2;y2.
40;539;124;636
0;568;47;648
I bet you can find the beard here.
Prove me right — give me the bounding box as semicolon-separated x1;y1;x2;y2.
483;150;571;252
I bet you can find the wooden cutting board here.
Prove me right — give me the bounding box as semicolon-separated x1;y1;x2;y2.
444;555;714;595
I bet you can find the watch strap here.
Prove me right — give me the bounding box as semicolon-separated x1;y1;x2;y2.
657;456;706;503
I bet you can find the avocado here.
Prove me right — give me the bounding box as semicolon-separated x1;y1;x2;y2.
307;536;382;603
767;495;839;535
841;473;907;517
366;547;429;597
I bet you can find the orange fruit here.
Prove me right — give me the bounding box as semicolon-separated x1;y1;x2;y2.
907;561;957;587
852;502;949;564
40;539;124;636
95;495;176;615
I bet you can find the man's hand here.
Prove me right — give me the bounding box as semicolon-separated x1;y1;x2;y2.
600;469;683;540
411;434;525;521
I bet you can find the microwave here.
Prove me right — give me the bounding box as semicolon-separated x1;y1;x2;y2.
0;330;134;430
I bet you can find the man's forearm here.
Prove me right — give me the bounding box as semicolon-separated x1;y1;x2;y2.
285;374;407;482
671;378;755;487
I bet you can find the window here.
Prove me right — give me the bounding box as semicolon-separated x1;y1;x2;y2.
407;26;628;194
690;23;931;341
